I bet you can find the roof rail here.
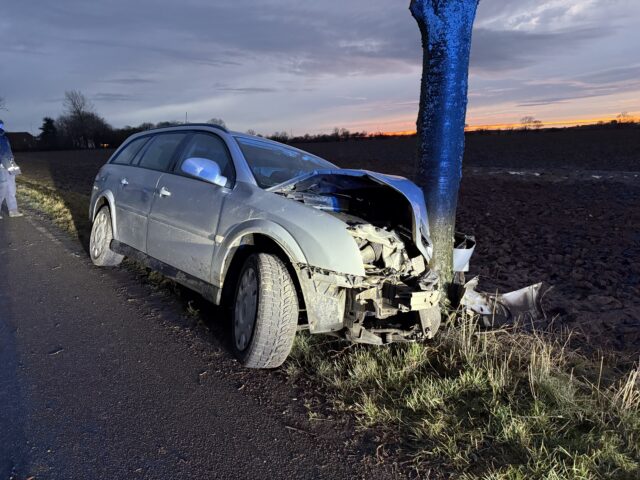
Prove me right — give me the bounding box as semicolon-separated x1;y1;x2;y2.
182;123;229;132
148;123;229;133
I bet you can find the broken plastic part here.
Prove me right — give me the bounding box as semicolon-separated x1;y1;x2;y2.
453;233;476;272
460;277;545;327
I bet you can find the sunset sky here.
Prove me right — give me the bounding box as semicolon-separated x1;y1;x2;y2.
1;0;639;134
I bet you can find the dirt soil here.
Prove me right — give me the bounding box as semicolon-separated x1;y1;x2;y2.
14;125;640;357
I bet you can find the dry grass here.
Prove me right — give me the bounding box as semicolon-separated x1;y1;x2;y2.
16;177;88;234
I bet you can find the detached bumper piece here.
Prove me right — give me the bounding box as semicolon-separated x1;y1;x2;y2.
460;277;546;327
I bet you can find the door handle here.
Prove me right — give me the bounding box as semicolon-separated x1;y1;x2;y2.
120;178;129;186
158;186;172;198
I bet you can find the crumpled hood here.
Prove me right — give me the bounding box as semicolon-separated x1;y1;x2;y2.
269;169;433;260
270;168;476;273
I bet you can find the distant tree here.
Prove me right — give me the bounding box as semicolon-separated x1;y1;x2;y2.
56;91;112;149
411;0;480;295
246;129;257;136
38;117;58;150
207;117;227;129
0;96;6;111
269;131;290;143
63;90;93;118
616;112;632;123
138;122;155;131
520;116;543;130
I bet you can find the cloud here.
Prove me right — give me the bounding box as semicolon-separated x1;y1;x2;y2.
214;86;279;94
576;64;640;85
101;78;157;86
471;26;612;72
1;0;638;132
92;93;136;102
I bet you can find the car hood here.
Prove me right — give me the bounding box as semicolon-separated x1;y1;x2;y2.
269;168;433;260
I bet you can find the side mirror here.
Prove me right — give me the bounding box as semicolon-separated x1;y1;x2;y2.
181;157;228;188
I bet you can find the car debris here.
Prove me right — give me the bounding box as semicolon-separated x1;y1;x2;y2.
459;277;545;327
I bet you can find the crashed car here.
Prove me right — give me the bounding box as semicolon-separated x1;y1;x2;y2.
89;124;473;368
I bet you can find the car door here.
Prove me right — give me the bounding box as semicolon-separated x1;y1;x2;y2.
115;132;188;253
146;132;236;282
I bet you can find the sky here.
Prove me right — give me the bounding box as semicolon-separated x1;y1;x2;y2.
1;0;639;135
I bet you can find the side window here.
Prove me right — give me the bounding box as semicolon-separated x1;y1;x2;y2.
111;137;148;165
177;133;235;185
137;133;187;172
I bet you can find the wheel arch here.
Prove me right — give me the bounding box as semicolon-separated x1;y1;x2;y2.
91;191;118;240
215;223;308;313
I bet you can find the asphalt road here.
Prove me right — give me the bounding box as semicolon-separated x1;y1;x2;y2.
0;214;380;479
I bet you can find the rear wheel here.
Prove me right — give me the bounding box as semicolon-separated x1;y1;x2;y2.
232;253;298;369
90;206;123;267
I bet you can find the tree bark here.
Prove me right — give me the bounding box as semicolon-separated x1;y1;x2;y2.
410;0;479;299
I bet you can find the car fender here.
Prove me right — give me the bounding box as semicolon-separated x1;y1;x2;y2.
90;190;119;240
212;219;308;288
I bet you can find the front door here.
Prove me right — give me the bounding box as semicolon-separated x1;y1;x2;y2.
146;132;235;282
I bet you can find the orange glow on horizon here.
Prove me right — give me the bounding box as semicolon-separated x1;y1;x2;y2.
374;113;639;136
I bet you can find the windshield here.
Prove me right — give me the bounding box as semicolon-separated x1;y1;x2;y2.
235;136;335;188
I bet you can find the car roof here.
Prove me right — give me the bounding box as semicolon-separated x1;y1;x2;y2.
125;125;334;165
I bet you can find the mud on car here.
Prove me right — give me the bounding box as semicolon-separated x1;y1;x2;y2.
89;124;471;368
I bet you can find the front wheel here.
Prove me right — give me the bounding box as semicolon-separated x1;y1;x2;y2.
90;206;124;267
232;253;299;369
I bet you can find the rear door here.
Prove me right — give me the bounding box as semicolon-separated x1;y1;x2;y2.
115;132;188;253
146;132;235;282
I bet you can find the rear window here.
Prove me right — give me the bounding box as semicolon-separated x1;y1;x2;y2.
111;137;149;165
137;133;187;171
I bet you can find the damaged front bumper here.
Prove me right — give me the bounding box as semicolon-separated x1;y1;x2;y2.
294;230;545;346
296;264;441;345
294;230;480;346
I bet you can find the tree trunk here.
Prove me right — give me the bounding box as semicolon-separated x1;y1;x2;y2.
410;0;479;300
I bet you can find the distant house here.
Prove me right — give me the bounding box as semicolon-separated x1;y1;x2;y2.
6;132;37;151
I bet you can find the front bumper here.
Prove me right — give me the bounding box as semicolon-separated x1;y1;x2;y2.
296;265;440;345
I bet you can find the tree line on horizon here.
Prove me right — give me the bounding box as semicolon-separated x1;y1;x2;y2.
1;91;638;152
9;91;375;152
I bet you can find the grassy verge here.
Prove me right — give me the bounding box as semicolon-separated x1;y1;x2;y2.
17;177;640;479
16;177;89;235
288;320;639;478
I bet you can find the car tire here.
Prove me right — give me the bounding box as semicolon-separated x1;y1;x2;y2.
89;206;124;267
232;253;299;369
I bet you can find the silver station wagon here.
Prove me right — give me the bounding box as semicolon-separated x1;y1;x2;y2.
89;124;464;368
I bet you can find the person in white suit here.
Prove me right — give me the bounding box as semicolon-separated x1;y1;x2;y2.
0;119;23;219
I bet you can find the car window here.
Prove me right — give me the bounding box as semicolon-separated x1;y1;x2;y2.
177;133;235;185
234;136;334;188
137;133;187;171
111;137;149;165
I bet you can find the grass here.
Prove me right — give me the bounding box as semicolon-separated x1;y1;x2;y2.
17;175;640;479
287;317;639;478
16;177;89;235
